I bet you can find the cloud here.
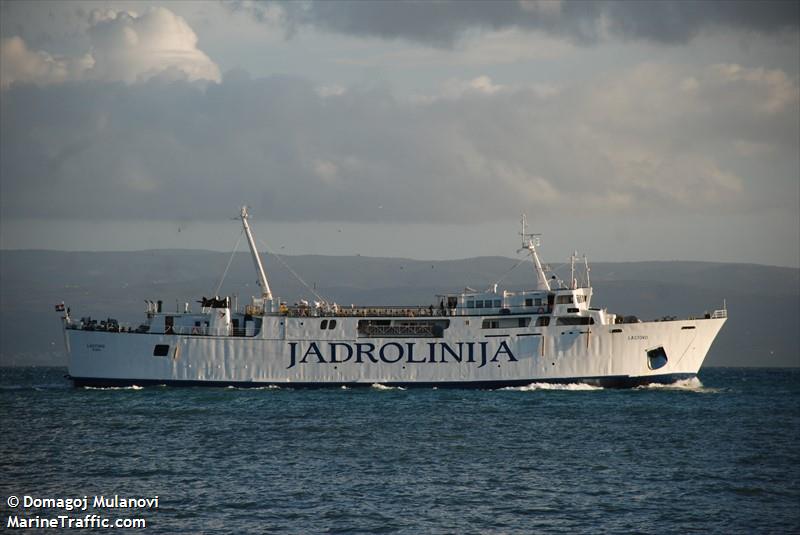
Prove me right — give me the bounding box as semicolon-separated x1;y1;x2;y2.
440;75;506;98
2;60;796;227
0;36;93;87
0;7;220;88
231;0;800;46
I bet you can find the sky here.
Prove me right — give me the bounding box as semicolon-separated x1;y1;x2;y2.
1;0;798;267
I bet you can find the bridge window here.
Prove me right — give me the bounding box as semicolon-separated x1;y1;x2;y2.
556;295;574;304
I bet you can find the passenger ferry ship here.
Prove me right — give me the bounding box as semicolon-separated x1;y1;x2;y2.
59;207;727;388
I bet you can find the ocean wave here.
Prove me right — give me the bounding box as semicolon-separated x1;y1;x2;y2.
502;382;603;392
1;383;69;391
224;384;282;390
83;385;143;390
371;383;406;391
636;377;717;392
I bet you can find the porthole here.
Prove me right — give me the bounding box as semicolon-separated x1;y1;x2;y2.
647;347;668;370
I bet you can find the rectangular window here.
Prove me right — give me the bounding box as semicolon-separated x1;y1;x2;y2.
476;300;484;309
556;295;574;304
467;300;475;308
153;344;170;357
556;317;594;326
329;320;337;329
321;320;328;329
525;298;533;307
494;299;501;308
536;317;550;327
535;298;542;306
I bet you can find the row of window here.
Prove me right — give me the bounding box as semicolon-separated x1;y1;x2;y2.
483;317;551;328
482;317;531;329
466;299;502;309
480;316;595;329
320;320;338;330
467;294;585;309
468;298;550;308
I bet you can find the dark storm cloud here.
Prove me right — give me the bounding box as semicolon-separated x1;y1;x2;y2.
231;0;800;46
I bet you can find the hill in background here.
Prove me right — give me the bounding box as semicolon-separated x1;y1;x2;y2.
1;250;797;367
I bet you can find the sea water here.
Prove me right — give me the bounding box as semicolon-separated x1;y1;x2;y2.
1;367;798;534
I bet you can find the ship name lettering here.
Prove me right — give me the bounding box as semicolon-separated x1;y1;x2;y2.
287;341;517;369
627;335;648;340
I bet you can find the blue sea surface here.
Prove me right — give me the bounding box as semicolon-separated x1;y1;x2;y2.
1;367;798;534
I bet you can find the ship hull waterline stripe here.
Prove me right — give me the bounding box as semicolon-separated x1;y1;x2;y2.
68;373;697;390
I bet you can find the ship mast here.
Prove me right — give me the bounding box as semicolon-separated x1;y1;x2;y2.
519;214;551;291
240;206;272;300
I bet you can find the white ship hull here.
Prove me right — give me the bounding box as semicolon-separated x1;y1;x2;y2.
60;207;727;389
66;315;726;388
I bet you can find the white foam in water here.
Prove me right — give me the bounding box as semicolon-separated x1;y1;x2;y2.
84;385;143;390
371;383;406;391
225;385;281;390
502;382;603;392
636;377;714;392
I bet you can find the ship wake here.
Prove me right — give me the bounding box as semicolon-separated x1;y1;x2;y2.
83;385;144;391
371;383;407;391
502;382;603;392
636;377;718;392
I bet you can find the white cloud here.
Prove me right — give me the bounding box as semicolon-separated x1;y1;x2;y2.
0;36;93;88
440;75;506;98
315;84;347;97
0;7;220;88
710;63;798;114
85;7;220;83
